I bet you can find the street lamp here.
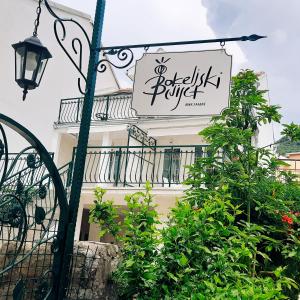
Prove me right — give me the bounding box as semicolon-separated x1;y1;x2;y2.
12;36;51;100
12;0;51;101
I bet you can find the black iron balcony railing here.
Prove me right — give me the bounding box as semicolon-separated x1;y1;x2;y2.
57;93;137;125
0;152;54;193
74;146;300;188
76;145;212;187
0;153;35;176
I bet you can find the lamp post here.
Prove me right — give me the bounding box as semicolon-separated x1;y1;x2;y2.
55;2;107;296
12;0;107;297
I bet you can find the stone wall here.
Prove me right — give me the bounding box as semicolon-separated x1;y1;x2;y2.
67;241;119;300
0;240;119;299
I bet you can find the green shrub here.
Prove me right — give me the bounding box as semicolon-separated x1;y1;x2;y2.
89;187;120;237
90;70;300;299
113;182;161;299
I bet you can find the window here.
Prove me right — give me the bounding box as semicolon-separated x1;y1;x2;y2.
195;146;213;161
163;148;180;183
195;146;204;162
108;150;122;184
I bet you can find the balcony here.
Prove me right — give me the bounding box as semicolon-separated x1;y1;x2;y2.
78;145;211;188
74;146;300;189
57;93;137;125
0;152;54;191
56;92;200;126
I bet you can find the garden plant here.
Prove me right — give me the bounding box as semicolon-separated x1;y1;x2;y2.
90;70;300;299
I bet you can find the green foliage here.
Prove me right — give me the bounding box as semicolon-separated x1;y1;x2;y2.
89;183;161;298
90;70;300;299
282;123;300;142
89;187;120;237
182;70;300;299
113;182;161;299
172;275;295;300
276;136;300;156
153;189;297;299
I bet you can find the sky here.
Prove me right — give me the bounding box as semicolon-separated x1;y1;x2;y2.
55;0;299;137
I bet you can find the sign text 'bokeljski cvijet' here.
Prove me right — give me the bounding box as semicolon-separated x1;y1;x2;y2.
132;50;232;116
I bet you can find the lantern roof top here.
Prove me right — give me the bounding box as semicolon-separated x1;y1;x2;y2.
12;36;52;59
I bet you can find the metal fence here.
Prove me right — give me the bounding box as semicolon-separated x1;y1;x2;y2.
0;152;54;196
77;145;211;187
0;152;52;179
76;146;300;188
0;162;71;299
57;93;136;125
0;153;28;176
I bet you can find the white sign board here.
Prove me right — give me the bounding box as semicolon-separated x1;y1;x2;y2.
132;50;232;116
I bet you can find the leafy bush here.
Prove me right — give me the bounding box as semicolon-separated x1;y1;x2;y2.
111;182;161;299
155;189;297;299
89;187;120;237
90;70;300;299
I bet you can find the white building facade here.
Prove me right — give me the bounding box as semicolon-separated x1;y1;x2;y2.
0;0;120;152
0;1;287;245
0;0;221;242
55;90;211;240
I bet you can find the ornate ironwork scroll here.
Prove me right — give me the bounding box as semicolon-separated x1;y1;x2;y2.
43;0;265;95
43;0;134;94
0;114;69;299
44;0;91;95
127;124;157;149
96;47;134;73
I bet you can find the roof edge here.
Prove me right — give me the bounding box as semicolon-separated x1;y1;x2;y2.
39;0;92;21
286;152;300;155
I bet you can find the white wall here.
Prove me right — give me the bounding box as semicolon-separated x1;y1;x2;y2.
256;72;275;148
0;0;119;153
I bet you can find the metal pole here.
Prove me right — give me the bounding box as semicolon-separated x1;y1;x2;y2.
57;0;106;298
105;95;109;120
123;131;131;187
115;147;122;186
75;97;81;123
169;146;174;187
99;34;266;51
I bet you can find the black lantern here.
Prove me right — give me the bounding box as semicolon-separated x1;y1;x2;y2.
12;36;52;100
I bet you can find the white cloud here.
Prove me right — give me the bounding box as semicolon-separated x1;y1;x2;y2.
201;0;300;126
272;29;287;45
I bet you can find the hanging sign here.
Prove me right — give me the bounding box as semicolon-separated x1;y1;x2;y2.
132;49;232;116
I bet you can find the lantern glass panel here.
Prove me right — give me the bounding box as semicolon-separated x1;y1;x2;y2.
36;58;48;86
24;50;40;82
15;46;25;80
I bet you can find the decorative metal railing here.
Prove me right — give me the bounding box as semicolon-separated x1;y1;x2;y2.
0;153;31;175
0;161;72;299
77;145;211;187
57;93;137;125
76;146;300;188
0;151;54;195
0;152;53;177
